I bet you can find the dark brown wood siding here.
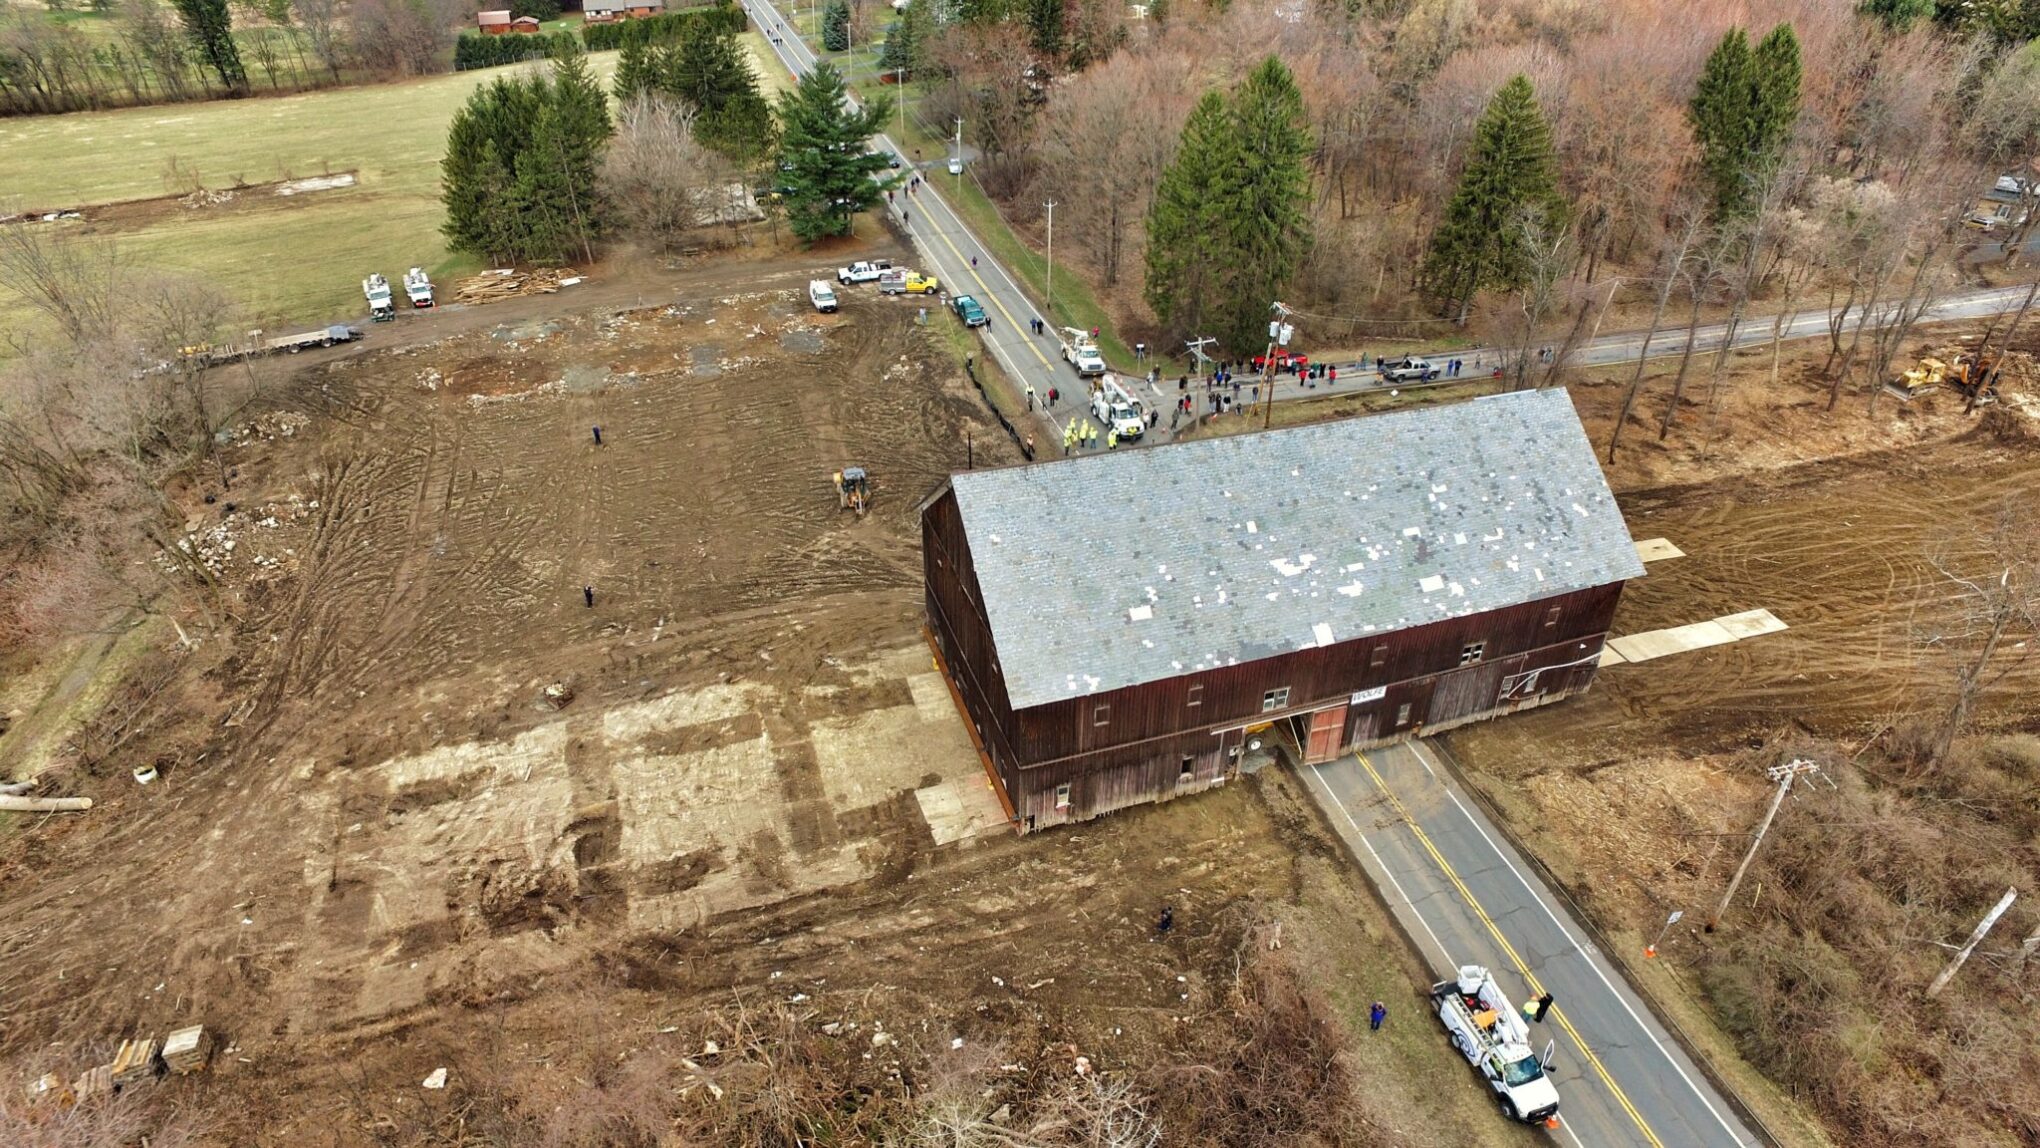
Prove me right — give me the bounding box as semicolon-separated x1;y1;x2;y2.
1010;582;1621;765
924;489;1629;828
922;487;1022;798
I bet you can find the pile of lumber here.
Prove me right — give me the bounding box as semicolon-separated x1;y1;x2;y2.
452;268;582;305
162;1025;212;1075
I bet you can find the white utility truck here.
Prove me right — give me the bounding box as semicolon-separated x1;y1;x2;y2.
1090;377;1146;442
362;273;395;322
1431;965;1559;1126
1059;327;1107;377
403;267;435;308
808;280;839;313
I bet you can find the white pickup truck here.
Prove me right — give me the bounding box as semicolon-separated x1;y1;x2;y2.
808;280;839;313
837;259;893;285
1431;965;1559;1126
1383;356;1439;382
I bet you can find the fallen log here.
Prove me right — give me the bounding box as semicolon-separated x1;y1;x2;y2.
0;795;92;812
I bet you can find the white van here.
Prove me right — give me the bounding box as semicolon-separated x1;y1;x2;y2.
808;280;839;313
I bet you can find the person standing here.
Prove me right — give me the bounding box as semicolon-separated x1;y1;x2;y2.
1107;428;1119;450
1328;365;1337;386
1047;386;1059;407
1062;423;1075;455
1025;384;1036;411
591;426;603;445
582;585;595;608
1369;1001;1387;1031
1157;906;1173;935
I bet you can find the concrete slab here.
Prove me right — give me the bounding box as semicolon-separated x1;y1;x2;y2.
1608;620;1737;663
1633;537;1684;563
1716;608;1787;639
913;773;1010;845
1598;645;1627;667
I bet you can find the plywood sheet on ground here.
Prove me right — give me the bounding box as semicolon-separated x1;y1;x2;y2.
1633;538;1685;563
913;774;1010;846
1606;609;1789;664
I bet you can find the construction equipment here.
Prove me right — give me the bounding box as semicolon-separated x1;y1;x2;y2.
1949;352;2003;406
403;267;435;308
1431;965;1560;1126
1891;352;2002;405
1090;377;1146;442
362;273;395;322
834;466;871;516
1059;327;1107;377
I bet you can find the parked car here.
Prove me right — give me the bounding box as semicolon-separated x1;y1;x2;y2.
1250;350;1309;373
837;259;893;285
951;294;989;328
1382;356;1439;382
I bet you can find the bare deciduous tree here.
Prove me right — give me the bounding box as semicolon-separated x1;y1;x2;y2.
599;94;734;252
1922;502;2040;764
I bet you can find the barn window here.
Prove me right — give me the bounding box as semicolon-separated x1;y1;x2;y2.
1262;687;1290;712
1092;703;1111;727
1544;606;1562;628
1179;757;1195;785
1395;703;1412;726
1185;683;1203;708
1370;645;1388;668
1460;642;1486;665
1055;783;1071;809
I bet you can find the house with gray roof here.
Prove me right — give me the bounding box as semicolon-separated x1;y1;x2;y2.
920;388;1644;830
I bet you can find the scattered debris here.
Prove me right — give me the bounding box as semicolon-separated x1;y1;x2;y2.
422;1067;448;1089
542;682;575;709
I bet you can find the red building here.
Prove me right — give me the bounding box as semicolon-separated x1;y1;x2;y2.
921;389;1644;830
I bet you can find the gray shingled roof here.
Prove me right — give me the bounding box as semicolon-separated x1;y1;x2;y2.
947;389;1644;711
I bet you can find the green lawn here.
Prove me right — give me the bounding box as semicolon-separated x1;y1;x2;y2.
0;42;806;345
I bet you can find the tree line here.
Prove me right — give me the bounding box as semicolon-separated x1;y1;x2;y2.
907;0;2039;420
440;18;890;263
1;0;468;115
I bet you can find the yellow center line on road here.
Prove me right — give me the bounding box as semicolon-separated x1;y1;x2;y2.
919;210;1054;370
1353;750;1665;1148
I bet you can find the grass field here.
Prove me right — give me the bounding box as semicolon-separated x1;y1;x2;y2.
0;35;786;346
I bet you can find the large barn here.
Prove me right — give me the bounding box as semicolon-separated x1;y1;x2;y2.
920;388;1646;831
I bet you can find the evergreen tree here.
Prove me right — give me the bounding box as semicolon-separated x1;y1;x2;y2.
774;62;894;242
878;0;930;79
822;0;851;51
1859;0;1934;29
1144;90;1238;341
441;53;608;264
547;37;613;256
1690;24;1801;222
1025;0;1063;58
661;26;776;162
1207;56;1313;354
614;41;659;103
1421;74;1563;321
169;0;247;92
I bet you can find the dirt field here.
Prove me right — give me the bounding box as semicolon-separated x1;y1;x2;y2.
0;253;1539;1146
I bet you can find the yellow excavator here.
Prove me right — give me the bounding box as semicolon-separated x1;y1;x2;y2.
834;466;871;517
1892;352;2001;407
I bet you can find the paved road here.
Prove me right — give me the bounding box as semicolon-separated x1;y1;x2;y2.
742;0;1159;454
1249;280;2039;410
1304;740;1764;1148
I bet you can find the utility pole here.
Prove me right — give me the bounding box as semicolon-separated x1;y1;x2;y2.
1044;200;1057;319
1927;886;2018;997
1184;336;1216;381
896;67;905;138
1708;758;1825;931
953;117;963;190
1262;303;1293;430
